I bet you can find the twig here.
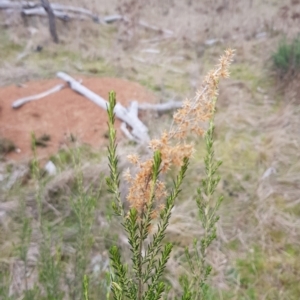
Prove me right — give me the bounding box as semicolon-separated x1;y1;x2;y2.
0;1;99;22
50;3;99;22
12;83;66;108
138;100;183;112
103;14;123;23
21;7;70;20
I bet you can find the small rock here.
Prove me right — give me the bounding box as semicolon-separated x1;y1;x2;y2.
261;167;276;180
44;161;57;176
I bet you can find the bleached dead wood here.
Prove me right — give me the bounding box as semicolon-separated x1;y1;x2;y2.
12;83;65;108
0;1;36;9
0;1;99;21
0;1;94;15
128;101;139;117
138;100;183;112
57;72;150;143
103;14;123;23
50;3;99;22
22;7;70;20
0;2;173;33
21;7;97;21
120;122;138;142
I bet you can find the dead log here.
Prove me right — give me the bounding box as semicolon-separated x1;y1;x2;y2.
0;2;173;34
128;101;139;117
50;3;99;22
22;7;90;21
0;1;99;21
0;1;36;9
56;72;150;143
120;122;138;142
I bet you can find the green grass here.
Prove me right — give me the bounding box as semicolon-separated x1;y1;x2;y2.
50;144;104;171
234;245;300;299
272;36;300;75
0;28;116;82
0;30;23;62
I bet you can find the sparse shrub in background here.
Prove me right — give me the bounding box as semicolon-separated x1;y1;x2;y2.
272;36;300;77
0;137;16;156
29;133;64;300
9;135;99;300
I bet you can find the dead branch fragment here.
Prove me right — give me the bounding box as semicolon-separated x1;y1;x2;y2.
50;3;99;22
0;1;173;33
56;72;150;143
103;14;123;23
0;1;36;9
128;101;139;117
22;7;70;21
0;1;99;22
12;84;65;108
120;122;138;142
138;100;183;112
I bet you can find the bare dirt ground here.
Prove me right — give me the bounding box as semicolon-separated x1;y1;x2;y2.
1;0;300;299
0;77;156;161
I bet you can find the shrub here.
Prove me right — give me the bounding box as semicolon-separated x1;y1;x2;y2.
0;137;16;155
106;49;235;299
272;36;300;77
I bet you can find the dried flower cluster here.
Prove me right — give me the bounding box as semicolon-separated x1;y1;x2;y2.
171;48;234;139
124;49;235;217
124;157;167;214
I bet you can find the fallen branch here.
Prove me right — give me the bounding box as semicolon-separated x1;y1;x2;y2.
128;101;139;117
0;1;99;21
103;14;123;23
22;7;72;20
0;1;36;9
138;100;182;112
56;72;150;143
21;7;97;21
0;2;173;33
50;3;99;22
12;83;65;108
120;122;138;142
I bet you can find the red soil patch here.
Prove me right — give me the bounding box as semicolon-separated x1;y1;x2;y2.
0;76;156;161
